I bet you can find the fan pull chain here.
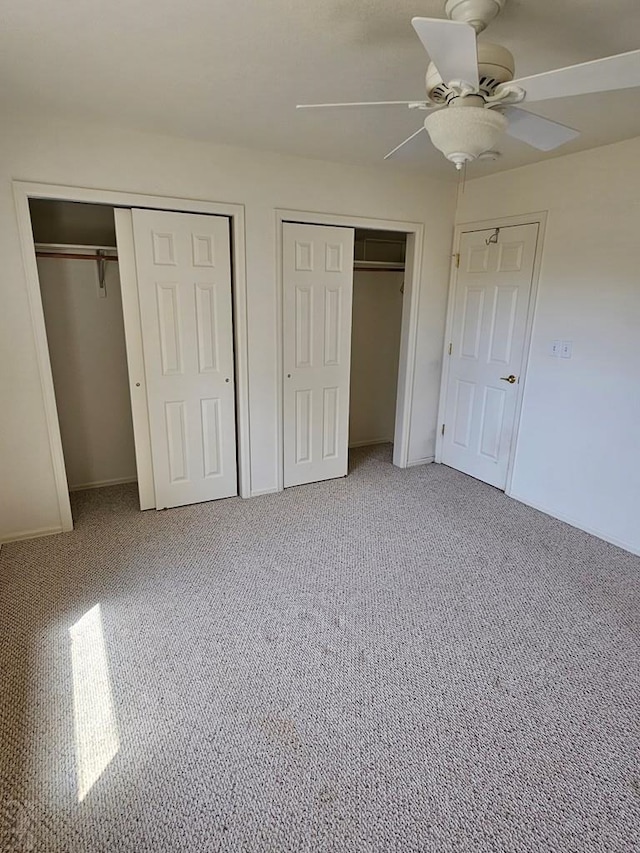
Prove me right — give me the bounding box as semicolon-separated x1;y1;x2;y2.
456;160;467;211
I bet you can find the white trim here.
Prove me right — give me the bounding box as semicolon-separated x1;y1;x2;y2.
228;210;251;501
13;187;74;532
250;486;281;498
1;526;63;544
348;439;393;448
69;476;138;492
405;455;435;468
13;180;252;537
509;491;640;558
392;230;423;469
275;208;424;489
434;211;548;497
274;213;285;493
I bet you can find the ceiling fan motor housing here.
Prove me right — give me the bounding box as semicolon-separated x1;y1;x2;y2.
426;42;515;103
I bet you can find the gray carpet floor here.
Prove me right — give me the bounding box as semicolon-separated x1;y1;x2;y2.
1;444;639;852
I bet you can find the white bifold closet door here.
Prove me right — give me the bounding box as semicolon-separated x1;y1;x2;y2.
283;222;355;487
130;209;237;509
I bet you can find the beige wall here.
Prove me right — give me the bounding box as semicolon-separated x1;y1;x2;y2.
456;137;640;554
349;270;403;447
38;256;137;489
7;114;636;553
0;114;455;540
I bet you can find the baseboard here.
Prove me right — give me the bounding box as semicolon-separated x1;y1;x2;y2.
405;456;435;468
507;491;640;557
1;525;63;545
349;439;393;448
250;486;281;498
69;476;137;492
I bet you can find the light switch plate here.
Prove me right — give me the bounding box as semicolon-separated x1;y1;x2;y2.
551;340;562;357
560;340;572;359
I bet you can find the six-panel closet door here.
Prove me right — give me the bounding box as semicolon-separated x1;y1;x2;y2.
282;222;355;487
131;208;237;509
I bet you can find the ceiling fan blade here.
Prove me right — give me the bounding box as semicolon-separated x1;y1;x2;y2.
504;107;580;151
508;49;640;103
296;100;430;110
411;17;479;88
383;126;426;160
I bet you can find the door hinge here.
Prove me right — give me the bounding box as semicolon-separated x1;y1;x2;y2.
454;253;460;268
448;342;452;355
441;424;445;436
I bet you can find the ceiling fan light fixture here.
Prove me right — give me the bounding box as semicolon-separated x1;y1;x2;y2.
298;1;640;166
424;106;507;169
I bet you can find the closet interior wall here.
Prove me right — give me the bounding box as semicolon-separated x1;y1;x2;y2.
349;230;406;449
31;199;137;491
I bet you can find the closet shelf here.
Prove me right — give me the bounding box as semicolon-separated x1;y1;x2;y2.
354;260;405;272
35;243;118;262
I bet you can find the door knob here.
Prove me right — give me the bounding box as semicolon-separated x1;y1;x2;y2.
500;374;517;384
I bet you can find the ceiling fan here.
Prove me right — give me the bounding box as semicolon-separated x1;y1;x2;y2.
297;0;640;169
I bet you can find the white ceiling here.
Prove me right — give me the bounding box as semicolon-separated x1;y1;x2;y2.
2;0;640;179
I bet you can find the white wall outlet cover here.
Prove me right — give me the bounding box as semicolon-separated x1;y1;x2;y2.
551;340;562;357
561;340;573;359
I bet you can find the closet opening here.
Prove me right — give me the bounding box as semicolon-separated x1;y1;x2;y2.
280;213;420;490
29;199;139;518
30;198;243;524
349;228;407;460
15;182;250;536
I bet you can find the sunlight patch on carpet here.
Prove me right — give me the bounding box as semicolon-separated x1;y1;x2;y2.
69;603;120;802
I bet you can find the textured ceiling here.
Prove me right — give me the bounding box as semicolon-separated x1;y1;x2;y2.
1;0;640;179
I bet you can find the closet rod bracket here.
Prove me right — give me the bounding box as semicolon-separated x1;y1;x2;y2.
97;250;107;298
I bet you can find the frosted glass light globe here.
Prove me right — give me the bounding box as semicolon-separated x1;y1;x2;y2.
425;106;507;169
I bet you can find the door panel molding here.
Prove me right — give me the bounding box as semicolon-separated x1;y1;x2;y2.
436;211;548;496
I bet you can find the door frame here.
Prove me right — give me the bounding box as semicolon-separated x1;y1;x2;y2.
435;211;547;496
13;180;251;532
275;208;425;490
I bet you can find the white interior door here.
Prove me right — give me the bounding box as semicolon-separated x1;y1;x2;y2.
132;208;237;508
283;222;355;487
442;223;539;489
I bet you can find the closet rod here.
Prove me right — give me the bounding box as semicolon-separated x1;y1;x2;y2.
354;265;405;272
35;251;118;261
